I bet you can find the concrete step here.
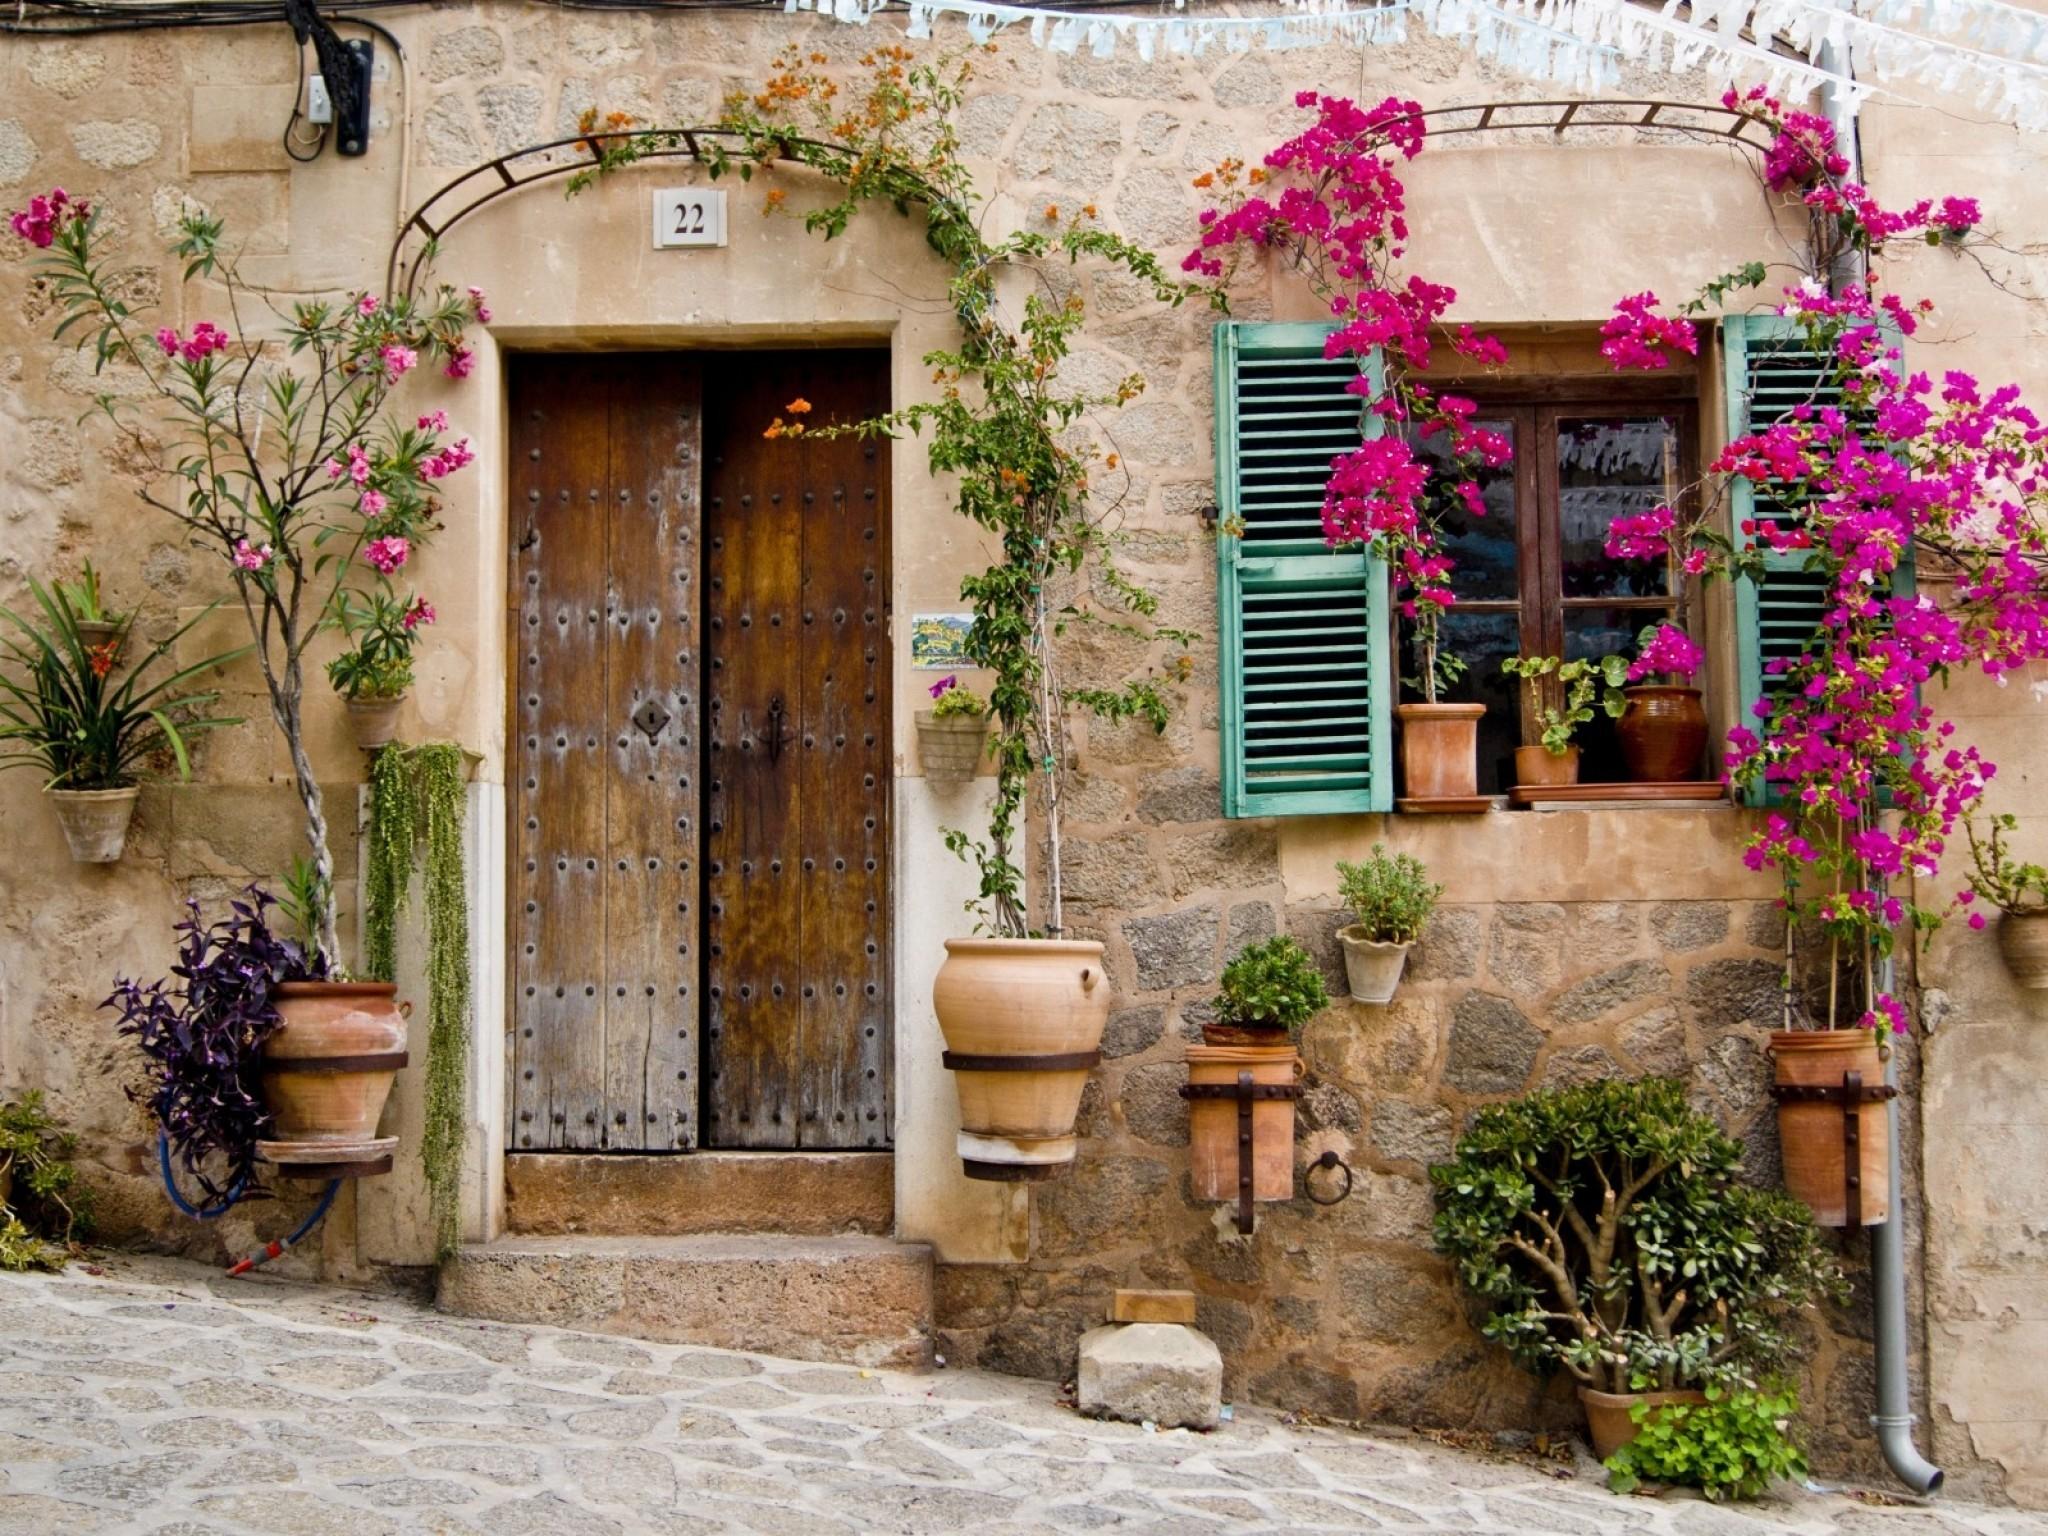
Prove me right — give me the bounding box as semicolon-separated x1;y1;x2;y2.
438;1233;933;1370
504;1151;894;1238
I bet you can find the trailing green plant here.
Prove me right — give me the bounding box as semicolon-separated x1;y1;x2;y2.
571;46;1207;938
1;1090;93;1271
1500;654;1629;756
1961;812;2047;918
1213;936;1330;1035
1336;844;1442;945
1431;1077;1845;1395
1605;1385;1809;1501
363;742;470;1258
0;580;241;790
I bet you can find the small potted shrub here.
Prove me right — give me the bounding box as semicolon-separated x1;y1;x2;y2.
1500;654;1627;788
916;673;988;784
1431;1077;1843;1462
1;1090;93;1271
1963;812;2048;987
1335;844;1441;1004
1187;936;1327;1205
0;581;240;862
328;585;433;752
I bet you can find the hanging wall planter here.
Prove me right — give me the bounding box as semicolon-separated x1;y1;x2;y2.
259;981;409;1173
933;938;1109;1181
48;786;141;863
915;709;988;784
1333;845;1440;1006
1184;1041;1300;1204
1616;685;1707;782
1998;910;2048;987
1394;702;1485;799
1768;1027;1894;1226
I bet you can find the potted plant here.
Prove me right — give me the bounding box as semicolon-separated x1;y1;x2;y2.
1432;1077;1843;1462
1395;646;1486;801
0;579;239;862
1187;936;1326;1204
1963;812;2048;986
1500;654;1628;788
1;1090;93;1272
915;673;989;784
53;562;123;654
327;584;433;752
1615;621;1708;782
1334;844;1441;1003
1604;1384;1811;1501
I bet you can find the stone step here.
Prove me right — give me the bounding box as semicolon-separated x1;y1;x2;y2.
438;1233;934;1370
505;1152;895;1238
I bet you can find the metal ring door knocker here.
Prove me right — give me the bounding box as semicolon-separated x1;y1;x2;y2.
1305;1149;1354;1205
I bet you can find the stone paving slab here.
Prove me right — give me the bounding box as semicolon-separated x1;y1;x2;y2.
1;1255;2043;1536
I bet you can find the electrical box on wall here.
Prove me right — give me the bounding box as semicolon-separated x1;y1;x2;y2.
336;37;374;157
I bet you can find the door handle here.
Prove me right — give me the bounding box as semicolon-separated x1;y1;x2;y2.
765;696;797;762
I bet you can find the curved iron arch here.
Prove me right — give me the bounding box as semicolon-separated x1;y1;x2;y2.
386;98;1770;299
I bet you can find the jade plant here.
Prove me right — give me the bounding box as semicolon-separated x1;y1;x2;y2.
1431;1077;1844;1396
1336;844;1441;946
1501;655;1628;756
1213;936;1330;1036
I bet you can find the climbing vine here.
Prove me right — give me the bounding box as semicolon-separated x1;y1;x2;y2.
573;47;1209;937
363;743;471;1257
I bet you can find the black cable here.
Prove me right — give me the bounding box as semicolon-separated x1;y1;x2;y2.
280;29;329;162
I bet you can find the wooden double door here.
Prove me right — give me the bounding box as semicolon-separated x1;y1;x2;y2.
509;351;892;1152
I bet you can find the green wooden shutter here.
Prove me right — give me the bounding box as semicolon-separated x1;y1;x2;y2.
1724;314;1914;806
1216;321;1392;818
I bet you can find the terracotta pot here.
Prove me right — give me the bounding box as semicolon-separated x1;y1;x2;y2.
915;710;988;784
1997;910;2048;988
262;982;408;1147
1579;1387;1708;1462
346;693;406;752
1513;744;1581;788
1337;926;1408;1005
1198;1019;1287;1047
1186;1043;1300;1203
1616;686;1707;782
48;785;140;863
1395;703;1485;799
933;938;1111;1181
1770;1028;1889;1226
73;619;123;654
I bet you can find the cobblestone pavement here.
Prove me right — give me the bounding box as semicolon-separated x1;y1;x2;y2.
2;1257;2043;1536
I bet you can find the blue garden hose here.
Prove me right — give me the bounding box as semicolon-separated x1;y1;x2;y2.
157;1131;340;1275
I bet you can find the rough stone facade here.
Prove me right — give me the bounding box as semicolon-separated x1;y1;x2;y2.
0;0;2037;1505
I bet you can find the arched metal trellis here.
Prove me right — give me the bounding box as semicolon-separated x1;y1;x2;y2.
385;99;1772;299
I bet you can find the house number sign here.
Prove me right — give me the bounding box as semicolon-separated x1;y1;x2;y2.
653;188;728;249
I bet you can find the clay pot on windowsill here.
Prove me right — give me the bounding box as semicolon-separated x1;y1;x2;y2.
1513;744;1581;789
1337;928;1408;1005
1616;685;1707;782
1579;1387;1708;1462
915;710;989;784
1395;702;1485;799
1769;1027;1890;1227
346;693;406;753
48;785;141;863
933;938;1111;1182
1997;909;2048;988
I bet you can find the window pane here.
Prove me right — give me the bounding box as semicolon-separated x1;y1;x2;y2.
1414;417;1518;602
1557;416;1679;600
1564;604;1677;783
1433;607;1521;797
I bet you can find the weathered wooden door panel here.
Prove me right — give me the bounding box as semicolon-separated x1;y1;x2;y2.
510;355;701;1152
703;351;892;1149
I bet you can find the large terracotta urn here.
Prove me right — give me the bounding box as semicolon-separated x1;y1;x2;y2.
933;938;1110;1181
1616;686;1707;782
1769;1027;1890;1226
261;982;409;1153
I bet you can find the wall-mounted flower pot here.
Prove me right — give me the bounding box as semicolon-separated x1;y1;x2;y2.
1616;686;1706;782
261;982;408;1150
933;938;1110;1181
1997;909;2048;988
48;785;140;863
1769;1027;1890;1226
1579;1386;1707;1462
1337;927;1408;1005
1395;702;1485;799
915;710;988;784
1513;744;1580;789
1185;1042;1299;1203
346;693;406;753
73;618;124;654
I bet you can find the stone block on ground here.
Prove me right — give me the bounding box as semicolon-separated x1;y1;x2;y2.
1076;1321;1222;1429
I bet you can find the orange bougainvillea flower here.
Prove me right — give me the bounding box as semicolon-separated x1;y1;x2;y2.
1191;172;1214;189
763;418;786;439
1043;204;1059;221
763;188;787;214
786;397;812;415
1082;204;1098;219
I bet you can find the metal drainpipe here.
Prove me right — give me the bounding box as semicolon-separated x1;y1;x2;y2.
1819;28;1945;1494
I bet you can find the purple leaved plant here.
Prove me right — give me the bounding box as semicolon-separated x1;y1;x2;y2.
104;886;327;1201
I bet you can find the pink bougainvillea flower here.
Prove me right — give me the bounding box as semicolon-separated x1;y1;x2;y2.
1600;293;1699;370
417;409;448;433
359;488;388;518
155;327;181;358
444;345;475;380
1627;622;1704;682
8;188;83;249
324;456;346;480
380;344;417;380
233;538;273;572
356;294;380;316
928;674;958;700
345;444;372;487
363;535;410;574
180;322;230;361
467;285;492;324
402;598;436;631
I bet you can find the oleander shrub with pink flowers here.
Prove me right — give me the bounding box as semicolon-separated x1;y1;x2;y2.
10;192;485;965
1593;86;2033;1031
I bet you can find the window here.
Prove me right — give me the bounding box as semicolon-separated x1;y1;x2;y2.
1410;400;1697;792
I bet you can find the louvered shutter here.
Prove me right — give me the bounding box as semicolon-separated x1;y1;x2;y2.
1215;321;1392;818
1723;314;1914;806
